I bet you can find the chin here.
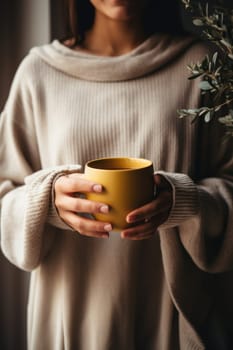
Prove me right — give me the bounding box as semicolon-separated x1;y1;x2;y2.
107;7;138;21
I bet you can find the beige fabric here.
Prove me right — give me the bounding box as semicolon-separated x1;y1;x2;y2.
1;34;233;349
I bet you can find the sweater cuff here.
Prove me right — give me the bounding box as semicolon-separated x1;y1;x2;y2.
155;171;199;229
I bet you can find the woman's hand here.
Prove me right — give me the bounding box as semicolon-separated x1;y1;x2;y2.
54;173;112;238
121;174;173;240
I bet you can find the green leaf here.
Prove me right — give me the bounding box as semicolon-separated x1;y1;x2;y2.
212;52;218;67
220;39;232;49
204;111;211;122
218;114;233;125
199;108;210;116
199;81;213;90
193;19;204;26
215;105;223;112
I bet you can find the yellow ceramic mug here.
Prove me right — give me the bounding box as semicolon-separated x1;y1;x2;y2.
84;157;154;231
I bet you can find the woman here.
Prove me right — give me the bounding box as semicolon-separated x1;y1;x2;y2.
1;0;233;349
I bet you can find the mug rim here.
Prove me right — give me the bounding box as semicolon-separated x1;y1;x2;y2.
85;157;153;172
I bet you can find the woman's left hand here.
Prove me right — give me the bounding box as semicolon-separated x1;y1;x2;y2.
121;174;173;240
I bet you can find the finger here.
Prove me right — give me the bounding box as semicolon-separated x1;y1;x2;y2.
55;173;103;194
122;223;156;240
121;220;156;239
56;196;109;215
126;191;172;224
122;231;154;240
64;212;112;238
122;213;168;239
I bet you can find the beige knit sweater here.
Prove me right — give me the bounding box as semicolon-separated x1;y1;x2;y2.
1;34;233;350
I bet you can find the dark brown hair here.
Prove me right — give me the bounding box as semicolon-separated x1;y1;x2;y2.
64;0;187;44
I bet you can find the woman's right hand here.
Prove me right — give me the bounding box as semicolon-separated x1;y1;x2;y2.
54;173;112;238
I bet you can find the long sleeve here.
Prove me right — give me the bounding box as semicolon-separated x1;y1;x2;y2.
1;166;81;271
0;59;81;271
157;119;233;273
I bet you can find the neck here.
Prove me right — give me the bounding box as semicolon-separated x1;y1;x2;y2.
79;13;148;56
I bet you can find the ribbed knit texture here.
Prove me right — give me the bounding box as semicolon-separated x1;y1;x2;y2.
1;34;233;349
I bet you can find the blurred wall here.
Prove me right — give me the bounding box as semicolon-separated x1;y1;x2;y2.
0;2;50;349
0;0;50;108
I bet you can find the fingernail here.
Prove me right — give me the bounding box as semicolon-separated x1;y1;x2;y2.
93;184;102;192
121;232;129;239
121;232;126;238
104;224;112;232
127;215;138;223
100;205;109;214
101;233;109;239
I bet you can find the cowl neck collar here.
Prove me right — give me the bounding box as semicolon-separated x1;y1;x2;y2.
31;34;196;82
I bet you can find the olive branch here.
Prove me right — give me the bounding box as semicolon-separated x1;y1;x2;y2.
178;0;233;137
